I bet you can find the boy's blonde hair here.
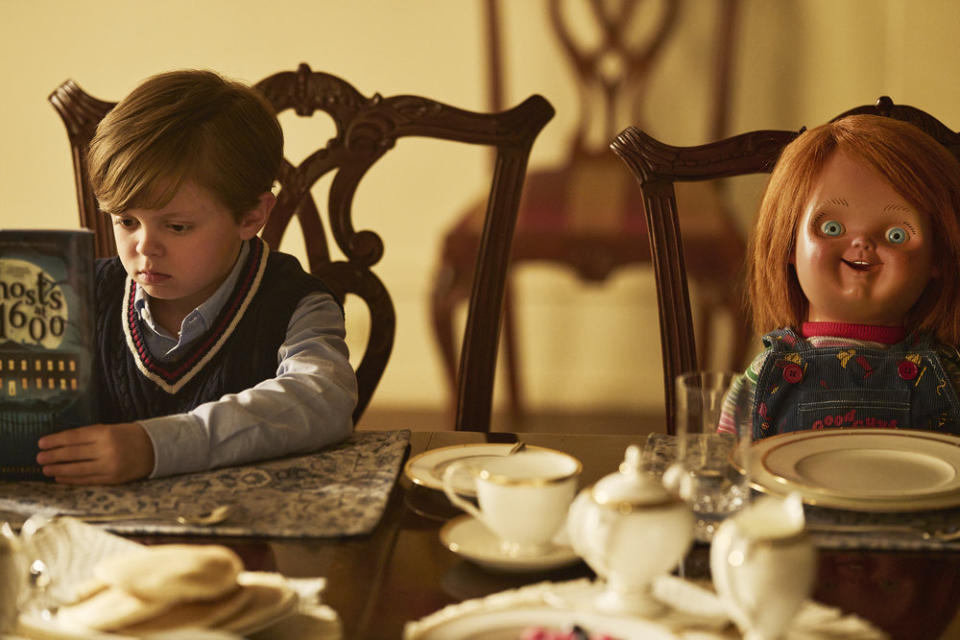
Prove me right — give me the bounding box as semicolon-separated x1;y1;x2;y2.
748;114;960;344
87;69;282;220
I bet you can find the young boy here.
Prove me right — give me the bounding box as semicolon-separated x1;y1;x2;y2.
36;70;358;484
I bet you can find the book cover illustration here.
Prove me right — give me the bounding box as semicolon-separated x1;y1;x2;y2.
0;230;96;480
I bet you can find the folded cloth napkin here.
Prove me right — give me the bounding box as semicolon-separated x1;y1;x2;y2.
7;517;341;639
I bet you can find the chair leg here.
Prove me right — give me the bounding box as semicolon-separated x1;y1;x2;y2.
728;294;753;371
694;290;753;374
500;280;524;422
694;298;713;372
430;264;466;423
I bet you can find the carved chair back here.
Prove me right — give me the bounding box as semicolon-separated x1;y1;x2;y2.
49;64;554;430
611;96;960;432
546;0;678;158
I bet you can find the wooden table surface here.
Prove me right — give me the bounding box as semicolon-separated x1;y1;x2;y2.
139;430;960;639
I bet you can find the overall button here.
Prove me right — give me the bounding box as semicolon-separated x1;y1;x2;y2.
898;360;919;381
782;363;803;384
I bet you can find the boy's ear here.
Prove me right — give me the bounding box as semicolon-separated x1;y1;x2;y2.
238;192;275;240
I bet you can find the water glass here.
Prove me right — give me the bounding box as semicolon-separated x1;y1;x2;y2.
670;370;752;541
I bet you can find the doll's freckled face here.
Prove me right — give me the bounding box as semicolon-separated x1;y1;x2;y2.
791;151;938;326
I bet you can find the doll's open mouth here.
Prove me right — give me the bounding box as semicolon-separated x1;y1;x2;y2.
842;259;879;272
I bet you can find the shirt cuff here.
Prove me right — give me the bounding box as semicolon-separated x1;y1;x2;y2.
138;414;210;478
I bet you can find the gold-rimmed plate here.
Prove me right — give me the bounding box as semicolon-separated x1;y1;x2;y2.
750;429;960;511
404;443;554;496
439;515;580;573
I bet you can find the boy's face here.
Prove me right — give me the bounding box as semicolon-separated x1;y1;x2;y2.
112;181;267;319
792;151;938;326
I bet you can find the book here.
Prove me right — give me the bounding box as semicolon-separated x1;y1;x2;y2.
0;230;96;480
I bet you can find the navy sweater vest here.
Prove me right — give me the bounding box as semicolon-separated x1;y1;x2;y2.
95;240;337;423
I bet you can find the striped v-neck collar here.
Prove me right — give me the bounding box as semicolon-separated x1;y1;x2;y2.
122;237;270;394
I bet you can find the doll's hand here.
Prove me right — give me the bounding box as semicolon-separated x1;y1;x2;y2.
36;423;155;485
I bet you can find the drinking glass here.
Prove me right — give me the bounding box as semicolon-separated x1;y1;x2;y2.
669;370;752;542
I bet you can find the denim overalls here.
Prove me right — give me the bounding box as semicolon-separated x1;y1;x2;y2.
753;329;960;439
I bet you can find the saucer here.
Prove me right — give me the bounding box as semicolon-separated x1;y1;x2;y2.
440;515;581;572
405;443;562;496
406;443;523;496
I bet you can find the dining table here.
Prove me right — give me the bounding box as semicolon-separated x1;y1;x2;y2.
4;429;960;639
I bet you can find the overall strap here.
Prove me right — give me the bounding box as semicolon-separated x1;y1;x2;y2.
762;328;807;353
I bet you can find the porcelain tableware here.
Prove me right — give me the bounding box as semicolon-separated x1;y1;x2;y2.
402;579;682;640
710;493;816;640
442;447;581;558
567;445;694;616
750;428;960;511
439;514;579;572
406;443;549;496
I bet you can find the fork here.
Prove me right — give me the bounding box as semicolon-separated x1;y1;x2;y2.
806;523;960;542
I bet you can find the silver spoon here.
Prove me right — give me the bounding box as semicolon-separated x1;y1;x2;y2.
507;441;526;455
175;505;233;526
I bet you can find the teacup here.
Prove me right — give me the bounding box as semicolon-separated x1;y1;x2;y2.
442;447;581;557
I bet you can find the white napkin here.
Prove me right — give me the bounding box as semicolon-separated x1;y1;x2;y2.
8;515;341;640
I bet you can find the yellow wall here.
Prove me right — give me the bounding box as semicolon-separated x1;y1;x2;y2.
3;0;960;419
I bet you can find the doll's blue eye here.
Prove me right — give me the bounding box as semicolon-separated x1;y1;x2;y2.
886;226;909;244
820;220;844;236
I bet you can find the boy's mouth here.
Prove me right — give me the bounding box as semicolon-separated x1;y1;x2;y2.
138;270;171;284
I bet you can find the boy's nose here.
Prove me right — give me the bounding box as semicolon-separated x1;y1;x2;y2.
136;231;162;256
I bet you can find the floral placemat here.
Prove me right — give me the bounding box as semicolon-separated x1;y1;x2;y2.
0;429;410;538
641;433;960;551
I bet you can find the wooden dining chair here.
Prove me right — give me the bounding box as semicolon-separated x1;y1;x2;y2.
610;95;960;433
431;0;746;420
48;63;554;431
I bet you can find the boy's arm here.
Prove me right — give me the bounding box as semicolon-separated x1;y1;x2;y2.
139;291;358;478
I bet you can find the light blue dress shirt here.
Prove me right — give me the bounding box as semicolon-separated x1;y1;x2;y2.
132;241;357;478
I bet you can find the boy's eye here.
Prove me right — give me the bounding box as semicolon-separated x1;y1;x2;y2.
168;224;191;233
820;220;844;236
886;226;909;244
114;217;137;229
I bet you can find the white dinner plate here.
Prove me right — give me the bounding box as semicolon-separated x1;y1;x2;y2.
404;604;680;640
404;578;681;640
750;429;960;511
440;515;581;573
405;443;554;496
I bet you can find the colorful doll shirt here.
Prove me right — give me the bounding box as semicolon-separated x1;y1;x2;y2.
718;323;960;439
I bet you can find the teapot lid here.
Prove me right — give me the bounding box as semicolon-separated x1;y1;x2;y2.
591;445;678;509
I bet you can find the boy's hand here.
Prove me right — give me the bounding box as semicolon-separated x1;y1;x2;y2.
36;423;155;485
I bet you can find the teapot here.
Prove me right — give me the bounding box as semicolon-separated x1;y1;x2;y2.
567;445;694;615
